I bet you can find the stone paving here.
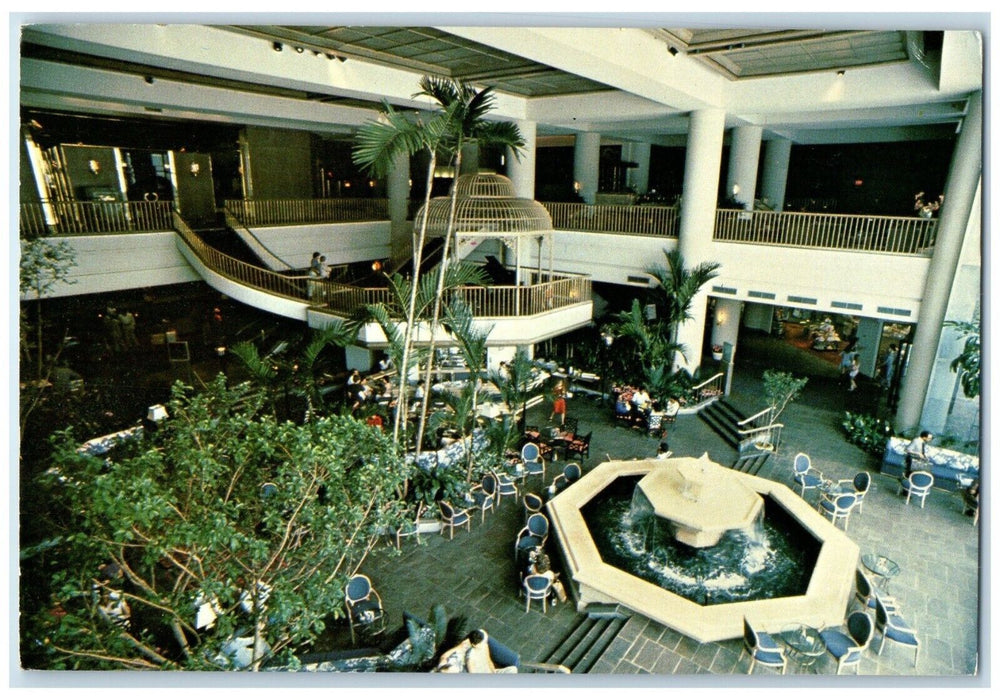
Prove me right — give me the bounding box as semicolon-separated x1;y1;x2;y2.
356;366;980;679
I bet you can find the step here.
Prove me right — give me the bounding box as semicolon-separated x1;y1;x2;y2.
573;617;629;674
544;618;599;667
699;411;741;446
559;618;616;671
585;603;627;619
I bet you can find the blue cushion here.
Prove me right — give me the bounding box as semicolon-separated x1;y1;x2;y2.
525;577;549;594
885;625;918;646
450;511;469;526
753;647;785;665
756;631;781;651
820;629;853;658
525;461;544;474
517;535;541;551
796;473;822;487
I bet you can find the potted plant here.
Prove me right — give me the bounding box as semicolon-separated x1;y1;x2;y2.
711;344;724;361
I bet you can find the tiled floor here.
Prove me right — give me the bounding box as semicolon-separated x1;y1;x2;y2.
353;367;980;678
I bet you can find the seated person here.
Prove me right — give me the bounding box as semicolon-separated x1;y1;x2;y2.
630;388;652;419
529;553;568;604
664;397;680;417
614;396;632;419
436;629;517;673
655;441;672;459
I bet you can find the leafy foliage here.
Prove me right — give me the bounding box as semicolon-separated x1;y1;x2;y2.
645;248;721;341
23;376;411;670
762;369;809;423
842;411;894;456
944;320;980;399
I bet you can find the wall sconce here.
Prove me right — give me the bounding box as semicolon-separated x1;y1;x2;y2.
837;70;846;77
716;310;727;326
190;162;201;177
147;404;169;422
87;159;101;175
371;260;383;272
215;346;226;357
573;181;581;193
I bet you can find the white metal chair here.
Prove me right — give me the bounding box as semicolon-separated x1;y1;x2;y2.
899;470;934;507
523;574;553;613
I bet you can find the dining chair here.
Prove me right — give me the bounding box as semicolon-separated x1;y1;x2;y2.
345;574;385;644
818;492;859;531
437;500;472;540
874;595;920;667
521;442;546;483
523;574;553;613
741;618;787;674
820;611;874;674
492;470;519;506
899;470;934;507
792;453;824;499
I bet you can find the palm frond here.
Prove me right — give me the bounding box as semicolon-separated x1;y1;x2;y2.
352;103;429;177
229;341;278;383
473;120;525;155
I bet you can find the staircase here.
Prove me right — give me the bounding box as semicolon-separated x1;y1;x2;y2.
535;605;630;673
730;450;773;475
697;399;746;450
195;226;266;267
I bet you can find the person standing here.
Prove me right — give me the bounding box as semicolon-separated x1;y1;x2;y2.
881;344;899;389
103;306;122;354
847;355;860;392
118;310;138;349
905;430;933;476
549;380;567;425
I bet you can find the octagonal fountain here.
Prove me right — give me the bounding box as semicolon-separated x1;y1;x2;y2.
546;454;859;643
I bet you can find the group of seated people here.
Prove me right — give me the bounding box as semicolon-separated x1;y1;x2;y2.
435;629;515;674
613;386;679;430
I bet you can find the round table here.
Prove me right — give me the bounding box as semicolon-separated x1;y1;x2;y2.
862;553;901;593
780;625;826;673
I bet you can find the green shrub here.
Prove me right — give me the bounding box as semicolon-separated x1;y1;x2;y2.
841;411;894;456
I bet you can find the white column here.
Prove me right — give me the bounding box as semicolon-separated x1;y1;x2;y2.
726;125;763;208
896;91;983;434
507;119;536;199
386;151;411;264
675;109;726;373
760;137;792;211
623;141;651;194
573;132;601;204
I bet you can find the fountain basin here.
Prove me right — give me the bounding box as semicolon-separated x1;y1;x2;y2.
546;457;860;643
636;455;763;548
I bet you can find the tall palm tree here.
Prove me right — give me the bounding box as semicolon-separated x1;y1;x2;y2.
354;76;524;452
410;77;524;453
646;248;721;343
353;97;463;443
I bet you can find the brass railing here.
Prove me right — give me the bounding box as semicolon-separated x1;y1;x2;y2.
714;209;937;255
543;202;680;237
175;212;591;319
224;198;389;226
173;213;309;301
20;200;173;236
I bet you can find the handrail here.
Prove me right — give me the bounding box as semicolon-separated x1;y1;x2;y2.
691;372;724;392
543;201;679;237
221;208;295;271
737;407;774;427
714;208;937;256
738;423;784;437
174;211;591;320
173;212;309;301
20;200;173;236
224;198;389;227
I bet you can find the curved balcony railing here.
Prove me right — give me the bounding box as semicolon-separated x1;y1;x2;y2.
542;201;680;237
315;271;591;319
714;209;937;256
174;212;590;319
224;198;388;227
20;200;173;236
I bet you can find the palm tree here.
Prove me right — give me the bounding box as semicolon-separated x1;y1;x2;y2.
646;248;721;343
441;298;493;480
353;97;461;443
409;77;524;450
353;76;524;452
